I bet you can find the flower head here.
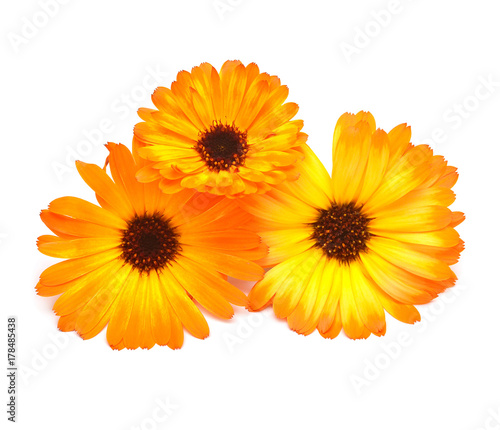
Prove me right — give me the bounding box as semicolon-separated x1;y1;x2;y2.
242;111;464;339
36;143;266;350
134;60;307;197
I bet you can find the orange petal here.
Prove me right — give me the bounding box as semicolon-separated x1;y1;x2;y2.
161;268;209;340
40;249;122;286
169;260;234;319
40;210;121;239
48;196;127;230
176;257;248;307
181;245;264;282
38;236;121;259
76;161;135;220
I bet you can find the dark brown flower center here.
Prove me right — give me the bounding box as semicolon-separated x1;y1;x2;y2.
121;213;181;273
194;121;248;171
311;202;371;263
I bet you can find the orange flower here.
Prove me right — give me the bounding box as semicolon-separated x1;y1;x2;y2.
242;111;464;339
36;143;266;350
134;60;307;197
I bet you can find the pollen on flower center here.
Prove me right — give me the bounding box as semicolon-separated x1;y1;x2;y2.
121;213;181;273
311;202;371;264
194;121;249;172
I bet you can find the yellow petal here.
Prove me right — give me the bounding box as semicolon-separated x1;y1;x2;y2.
363;145;433;214
369;205;452;232
356;129;390;204
367;236;454;281
331;122;372;204
349;261;386;336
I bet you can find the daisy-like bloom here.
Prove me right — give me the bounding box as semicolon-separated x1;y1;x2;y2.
133;60;307;197
36;143;266;350
241;111;464;339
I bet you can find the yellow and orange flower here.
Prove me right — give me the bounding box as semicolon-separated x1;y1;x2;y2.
133;60;307;197
36;143;266;350
241;111;464;339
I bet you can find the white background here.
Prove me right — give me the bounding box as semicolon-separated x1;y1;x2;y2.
1;0;499;429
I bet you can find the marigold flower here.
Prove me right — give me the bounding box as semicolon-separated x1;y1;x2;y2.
134;60;307;197
242;111;464;339
36;143;266;349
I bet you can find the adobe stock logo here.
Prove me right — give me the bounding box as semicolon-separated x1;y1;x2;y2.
413;74;499;148
350;283;468;396
50;64;169;182
7;0;72;54
19;330;74;386
130;397;179;430
474;406;500;430
222;311;270;354
212;0;245;21
339;0;414;63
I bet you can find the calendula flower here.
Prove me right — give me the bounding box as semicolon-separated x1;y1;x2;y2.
36;143;266;350
133;60;307;197
241;111;464;339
